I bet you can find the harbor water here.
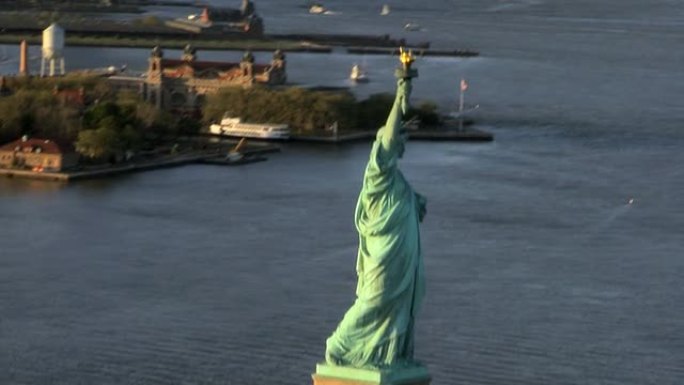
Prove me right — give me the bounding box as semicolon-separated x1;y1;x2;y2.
1;1;683;384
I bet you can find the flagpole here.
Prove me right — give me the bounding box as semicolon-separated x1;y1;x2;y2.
459;78;465;131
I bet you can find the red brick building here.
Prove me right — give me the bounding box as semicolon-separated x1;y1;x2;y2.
0;137;78;172
145;45;287;110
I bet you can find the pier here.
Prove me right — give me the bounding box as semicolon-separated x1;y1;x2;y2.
0;142;279;182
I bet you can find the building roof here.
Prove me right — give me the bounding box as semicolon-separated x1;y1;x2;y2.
54;88;85;106
0;137;73;155
161;59;270;73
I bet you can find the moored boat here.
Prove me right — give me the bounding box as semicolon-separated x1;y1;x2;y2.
209;115;290;140
350;64;369;83
309;4;326;14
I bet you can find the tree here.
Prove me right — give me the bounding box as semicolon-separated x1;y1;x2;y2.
203;86;443;134
175;116;201;136
408;101;441;126
120;124;143;152
82;102;124;130
75;126;121;160
358;93;394;130
0;89;80;143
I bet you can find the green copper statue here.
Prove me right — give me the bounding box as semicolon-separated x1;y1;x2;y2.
325;49;427;370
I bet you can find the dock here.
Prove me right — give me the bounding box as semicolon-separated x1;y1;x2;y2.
197;155;267;166
0;143;279;182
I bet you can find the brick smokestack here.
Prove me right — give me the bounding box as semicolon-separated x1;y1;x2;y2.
200;7;210;23
19;40;28;76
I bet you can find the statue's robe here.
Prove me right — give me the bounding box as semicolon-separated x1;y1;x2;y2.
325;80;426;369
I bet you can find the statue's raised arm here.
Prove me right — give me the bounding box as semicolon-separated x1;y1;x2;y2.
365;48;418;177
380;77;412;154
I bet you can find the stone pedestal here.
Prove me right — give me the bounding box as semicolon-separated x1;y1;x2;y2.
312;363;430;385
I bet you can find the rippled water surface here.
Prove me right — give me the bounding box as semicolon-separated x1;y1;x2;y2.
1;1;683;384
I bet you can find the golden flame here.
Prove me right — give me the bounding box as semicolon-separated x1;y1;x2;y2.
399;47;414;66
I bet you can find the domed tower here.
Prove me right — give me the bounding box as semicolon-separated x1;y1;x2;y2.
182;44;197;62
271;49;286;70
148;45;164;79
269;49;286;84
240;50;255;85
180;44;197;79
242;50;255;64
146;46;165;108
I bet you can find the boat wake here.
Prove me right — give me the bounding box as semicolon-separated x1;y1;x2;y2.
487;0;543;12
583;198;636;241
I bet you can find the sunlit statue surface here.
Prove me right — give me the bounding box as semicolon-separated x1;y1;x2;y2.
325;48;427;370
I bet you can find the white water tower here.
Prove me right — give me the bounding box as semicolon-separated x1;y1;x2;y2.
41;23;66;77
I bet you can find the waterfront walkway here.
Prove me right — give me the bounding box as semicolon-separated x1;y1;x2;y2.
0;144;279;182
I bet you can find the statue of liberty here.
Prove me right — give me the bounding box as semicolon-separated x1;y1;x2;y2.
324;49;427;371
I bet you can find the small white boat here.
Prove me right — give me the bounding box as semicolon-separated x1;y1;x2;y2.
380;4;390;15
209;115;290;140
350;64;369;83
309;4;326;14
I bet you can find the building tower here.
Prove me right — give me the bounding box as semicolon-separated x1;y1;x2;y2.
180;44;196;80
264;49;286;84
240;50;255;86
146;46;165;108
181;44;197;62
200;8;210;23
19;40;29;76
40;23;66;77
271;49;285;65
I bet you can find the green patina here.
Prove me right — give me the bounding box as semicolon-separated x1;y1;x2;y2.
324;73;427;371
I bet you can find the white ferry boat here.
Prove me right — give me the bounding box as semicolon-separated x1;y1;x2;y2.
209;115;290;140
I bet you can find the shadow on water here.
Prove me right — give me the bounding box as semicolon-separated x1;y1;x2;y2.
0;177;67;196
0;168;182;200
